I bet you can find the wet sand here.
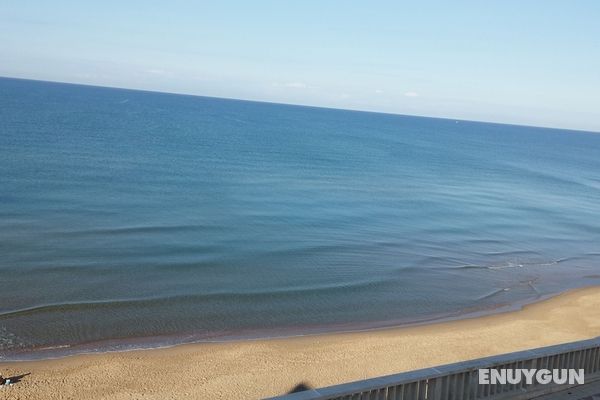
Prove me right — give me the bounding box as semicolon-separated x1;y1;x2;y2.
1;286;600;400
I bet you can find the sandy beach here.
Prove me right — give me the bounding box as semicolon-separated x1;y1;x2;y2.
1;286;600;400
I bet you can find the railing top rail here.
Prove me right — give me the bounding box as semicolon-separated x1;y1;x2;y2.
265;336;600;400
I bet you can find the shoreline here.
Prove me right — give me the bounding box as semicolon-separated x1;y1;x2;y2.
0;288;558;363
2;286;600;399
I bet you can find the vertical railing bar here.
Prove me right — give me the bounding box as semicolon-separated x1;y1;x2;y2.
439;376;446;400
453;373;459;400
405;382;413;400
481;371;487;399
414;381;419;400
426;378;434;400
441;375;449;399
460;372;466;400
592;347;597;373
585;348;594;374
568;350;574;370
388;385;396;400
474;370;480;400
421;379;428;400
504;362;510;393
510;361;517;392
468;369;475;400
466;369;477;400
533;357;540;390
450;374;456;400
510;361;516;392
556;353;563;377
593;347;600;372
499;364;505;394
484;368;490;399
514;359;521;392
592;347;598;374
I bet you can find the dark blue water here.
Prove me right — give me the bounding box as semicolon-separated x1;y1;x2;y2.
1;77;600;359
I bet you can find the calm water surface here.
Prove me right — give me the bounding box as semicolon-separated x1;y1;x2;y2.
1;77;600;359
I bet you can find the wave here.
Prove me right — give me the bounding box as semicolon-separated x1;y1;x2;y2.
448;258;561;271
0;277;392;320
476;287;510;301
52;223;225;237
504;161;600;193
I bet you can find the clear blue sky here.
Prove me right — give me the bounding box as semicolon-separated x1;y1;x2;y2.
1;1;599;131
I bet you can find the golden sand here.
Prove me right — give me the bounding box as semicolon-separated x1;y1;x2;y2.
2;286;600;399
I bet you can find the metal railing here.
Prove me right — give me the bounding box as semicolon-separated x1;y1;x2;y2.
266;336;600;400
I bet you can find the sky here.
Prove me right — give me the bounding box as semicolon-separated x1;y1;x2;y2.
1;1;599;131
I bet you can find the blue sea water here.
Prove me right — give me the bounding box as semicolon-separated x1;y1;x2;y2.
1;77;600;358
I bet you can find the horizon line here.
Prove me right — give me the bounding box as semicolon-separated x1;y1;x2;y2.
2;75;598;135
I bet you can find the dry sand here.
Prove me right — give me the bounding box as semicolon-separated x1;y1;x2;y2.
2;286;600;400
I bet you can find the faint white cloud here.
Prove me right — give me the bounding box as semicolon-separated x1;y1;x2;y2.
146;68;168;76
272;81;320;90
375;89;384;94
73;72;103;80
404;91;419;97
282;82;308;89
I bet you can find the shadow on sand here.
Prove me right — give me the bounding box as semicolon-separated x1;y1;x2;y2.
288;382;313;393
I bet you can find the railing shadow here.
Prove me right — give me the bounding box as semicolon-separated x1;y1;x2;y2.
288;382;313;393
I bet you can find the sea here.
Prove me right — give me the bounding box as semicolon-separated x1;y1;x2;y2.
1;77;600;360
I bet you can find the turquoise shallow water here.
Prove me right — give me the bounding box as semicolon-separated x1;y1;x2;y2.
1;77;600;359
